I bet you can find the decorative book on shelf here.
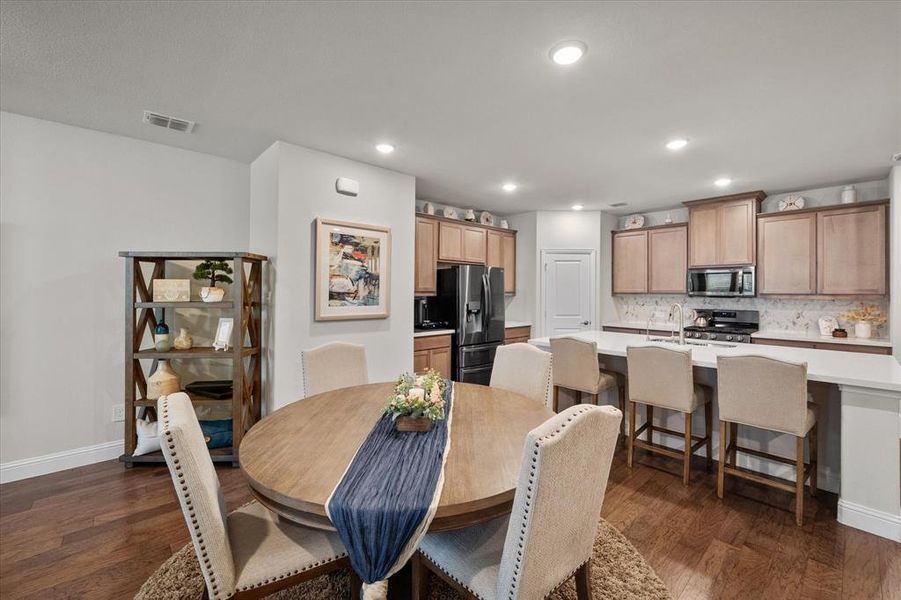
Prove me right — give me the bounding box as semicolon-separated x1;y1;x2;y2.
119;251;267;467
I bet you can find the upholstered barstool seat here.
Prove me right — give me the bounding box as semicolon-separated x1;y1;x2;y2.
716;355;819;526
550;338;626;434
626;345;713;486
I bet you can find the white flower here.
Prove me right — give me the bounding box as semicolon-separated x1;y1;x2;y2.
408;387;425;401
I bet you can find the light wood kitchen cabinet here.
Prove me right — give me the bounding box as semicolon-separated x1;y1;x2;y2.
439;221;486;264
817;203;887;295
612;230;648;294
758;212;817;295
413;334;452;378
505;326;532;344
686;191;764;267
487;230;517;294
486;230;503;268
415;217;439;295
648;226;687;293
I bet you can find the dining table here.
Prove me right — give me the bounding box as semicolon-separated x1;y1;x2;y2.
239;381;554;532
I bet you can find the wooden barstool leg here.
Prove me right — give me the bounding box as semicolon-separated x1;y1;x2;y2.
809;423;818;497
717;420;727;499
627;401;637;468
646;405;654;444
795;435;805;526
728;422;738;468
704;401;713;473
553;385;560;413
682;412;693;486
590;393;598;406
616;375;627;436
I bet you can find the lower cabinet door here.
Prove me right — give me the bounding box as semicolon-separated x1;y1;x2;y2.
429;347;452;379
413;350;430;373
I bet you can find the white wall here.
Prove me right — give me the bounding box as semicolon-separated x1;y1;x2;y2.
0;111;249;468
504;212;537;325
249;141;415;411
891;166;900;363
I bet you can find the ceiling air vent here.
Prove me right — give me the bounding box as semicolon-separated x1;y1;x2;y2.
142;110;196;133
608;202;628;208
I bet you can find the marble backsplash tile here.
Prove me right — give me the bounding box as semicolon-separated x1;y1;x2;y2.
612;295;890;337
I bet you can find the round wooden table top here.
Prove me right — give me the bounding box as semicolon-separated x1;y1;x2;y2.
240;382;553;532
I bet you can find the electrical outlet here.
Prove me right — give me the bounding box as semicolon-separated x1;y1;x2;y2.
112;404;125;422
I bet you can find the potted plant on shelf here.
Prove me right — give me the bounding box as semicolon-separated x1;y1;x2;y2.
840;304;887;339
193;260;233;303
385;369;448;432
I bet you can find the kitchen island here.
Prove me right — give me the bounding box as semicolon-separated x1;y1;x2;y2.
530;330;901;542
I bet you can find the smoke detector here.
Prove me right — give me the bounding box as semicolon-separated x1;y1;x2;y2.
608;202;628;208
142;110;196;133
892;152;901;163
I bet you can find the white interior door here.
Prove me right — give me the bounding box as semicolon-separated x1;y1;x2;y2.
541;250;595;336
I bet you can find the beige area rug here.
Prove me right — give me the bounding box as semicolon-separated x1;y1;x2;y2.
136;519;670;600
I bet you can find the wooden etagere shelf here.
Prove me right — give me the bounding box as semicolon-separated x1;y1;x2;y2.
119;251;267;467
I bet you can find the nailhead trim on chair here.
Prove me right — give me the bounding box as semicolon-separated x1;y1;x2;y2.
234;549;349;592
418;548;487;599
544;354;554;409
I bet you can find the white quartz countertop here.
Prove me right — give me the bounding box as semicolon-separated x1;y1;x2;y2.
505;321;532;329
752;330;892;348
602;320;674;331
413;329;455;338
530;330;901;393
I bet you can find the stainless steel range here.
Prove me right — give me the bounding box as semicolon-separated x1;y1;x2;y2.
683;309;759;344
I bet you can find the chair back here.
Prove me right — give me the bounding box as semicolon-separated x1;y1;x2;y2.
490;343;553;407
717;355;809;435
626;345;694;411
301;342;368;397
550;337;603;393
496;404;622;599
158;393;235;599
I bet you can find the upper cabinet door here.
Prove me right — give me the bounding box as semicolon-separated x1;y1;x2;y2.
817;204;886;295
462;226;487;264
648;226;687;293
438;221;465;262
758;212;816;295
612;230;648;294
415;217;439;295
718;199;756;265
486;230;504;268
688;206;719;267
501;232;516;294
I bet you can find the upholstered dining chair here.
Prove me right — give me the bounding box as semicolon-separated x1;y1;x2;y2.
158;393;358;600
626;345;713;486
301;342;368;397
490;342;553;407
549;337;626;431
412;403;622;600
716;355;818;526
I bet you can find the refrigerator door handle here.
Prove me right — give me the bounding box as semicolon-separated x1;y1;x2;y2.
482;272;491;330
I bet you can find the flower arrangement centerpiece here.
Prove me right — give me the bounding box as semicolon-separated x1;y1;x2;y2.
385;369;448;432
840;304;887;340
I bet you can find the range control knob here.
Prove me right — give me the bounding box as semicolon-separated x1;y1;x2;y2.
709;334;717;340
726;335;734;341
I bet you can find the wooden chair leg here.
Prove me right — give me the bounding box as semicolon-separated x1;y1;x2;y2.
411;553;428;600
627;401;637;468
349;569;361;600
683;412;692;486
717;420;727;499
704;401;713;473
795;435;805;527
553;385;560;413
809;423;818;497
575;561;592;600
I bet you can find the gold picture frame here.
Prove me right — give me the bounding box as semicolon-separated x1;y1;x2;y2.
315;218;391;321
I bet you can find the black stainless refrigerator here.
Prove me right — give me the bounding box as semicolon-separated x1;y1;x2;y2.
433;265;505;384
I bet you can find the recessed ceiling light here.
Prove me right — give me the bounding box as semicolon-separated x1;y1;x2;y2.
375;143;395;154
571;204;584;211
502;183;517;192
665;138;689;151
714;177;733;188
549;40;587;65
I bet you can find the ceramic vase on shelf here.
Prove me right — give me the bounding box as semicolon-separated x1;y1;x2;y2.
154;318;171;352
173;327;193;350
841;185;857;204
200;286;226;303
147;360;180;400
854;322;872;339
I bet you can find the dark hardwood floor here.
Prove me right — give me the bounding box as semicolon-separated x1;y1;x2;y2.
1;451;898;599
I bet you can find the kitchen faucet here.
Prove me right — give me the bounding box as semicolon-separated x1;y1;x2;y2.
669;302;685;345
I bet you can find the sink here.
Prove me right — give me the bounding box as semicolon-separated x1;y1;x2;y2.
646;338;736;349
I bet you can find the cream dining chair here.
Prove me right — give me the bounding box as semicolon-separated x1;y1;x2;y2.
489;343;553;407
716;355;818;526
412;403;623;600
626;345;713;486
550;337;626;431
301;342;368;397
158;393;358;600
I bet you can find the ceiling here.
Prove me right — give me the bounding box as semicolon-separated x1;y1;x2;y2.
2;1;899;214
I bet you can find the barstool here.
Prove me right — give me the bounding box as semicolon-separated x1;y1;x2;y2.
626;345;713;486
716;355;818;526
549;338;624;433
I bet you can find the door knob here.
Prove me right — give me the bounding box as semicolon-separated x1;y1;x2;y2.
581;320;591;326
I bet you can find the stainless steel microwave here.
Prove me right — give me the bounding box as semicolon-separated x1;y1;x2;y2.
687;266;755;297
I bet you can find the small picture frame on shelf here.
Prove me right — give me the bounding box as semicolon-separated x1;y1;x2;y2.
213;318;234;351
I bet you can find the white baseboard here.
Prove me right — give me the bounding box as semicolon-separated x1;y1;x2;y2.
0;440;123;484
838;499;901;542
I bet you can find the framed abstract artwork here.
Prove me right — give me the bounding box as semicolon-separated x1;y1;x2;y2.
315;218;391;321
